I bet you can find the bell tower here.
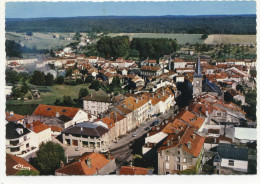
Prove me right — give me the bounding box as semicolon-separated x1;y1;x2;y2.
193;55;203;97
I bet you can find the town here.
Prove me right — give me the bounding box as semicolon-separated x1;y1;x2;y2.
5;35;257;175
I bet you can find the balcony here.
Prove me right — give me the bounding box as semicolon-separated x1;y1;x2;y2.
16;146;38;158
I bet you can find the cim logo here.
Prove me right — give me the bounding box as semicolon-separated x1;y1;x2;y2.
13;164;31;171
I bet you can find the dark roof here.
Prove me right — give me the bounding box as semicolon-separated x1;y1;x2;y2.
62;122;108;137
203;78;221;95
82;91;114;103
58;115;72;123
6;122;30;139
217;144;248;161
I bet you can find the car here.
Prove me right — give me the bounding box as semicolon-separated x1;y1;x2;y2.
132;133;138;137
144;127;150;131
75;147;81;151
100;148;109;153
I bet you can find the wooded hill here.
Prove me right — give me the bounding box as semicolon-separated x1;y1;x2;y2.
6;15;256;34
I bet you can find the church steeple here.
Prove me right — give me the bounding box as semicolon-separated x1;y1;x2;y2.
194;54;202;77
169;56;172;70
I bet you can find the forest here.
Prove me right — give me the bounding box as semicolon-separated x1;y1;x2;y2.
6;15;256;34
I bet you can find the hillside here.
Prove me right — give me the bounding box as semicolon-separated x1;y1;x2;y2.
6;15;256;34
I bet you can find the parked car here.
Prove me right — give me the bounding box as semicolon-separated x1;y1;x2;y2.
150;120;159;127
132;133;138;137
100;148;109;153
144;127;150;131
75;147;81;151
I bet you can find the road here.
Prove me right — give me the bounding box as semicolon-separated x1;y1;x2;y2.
109;106;177;170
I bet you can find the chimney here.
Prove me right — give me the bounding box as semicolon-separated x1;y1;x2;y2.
178;136;181;141
30;123;34;132
10;111;14;116
86;158;92;167
187;141;191;149
56;112;60;118
106;150;111;160
60;160;64;168
129;160;133;167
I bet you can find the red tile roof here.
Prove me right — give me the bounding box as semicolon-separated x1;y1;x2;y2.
33;104;80;119
119;166;153;175
177;110;205;129
6;112;25;122
26;120;50;133
6;154;38;175
51;125;64;132
102;117;115;129
55;153;114;175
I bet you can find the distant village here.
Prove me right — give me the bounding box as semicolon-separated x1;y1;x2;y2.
5;35;257;176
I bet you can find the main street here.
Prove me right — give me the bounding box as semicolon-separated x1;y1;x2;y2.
109;106;177;170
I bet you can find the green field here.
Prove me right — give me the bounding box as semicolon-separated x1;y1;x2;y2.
108;33;256;45
6;83;105;105
108;33;204;44
6;32;77;50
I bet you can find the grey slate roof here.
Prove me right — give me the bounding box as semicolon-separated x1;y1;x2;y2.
62;122;108;137
217;144;248;161
6;122;30;139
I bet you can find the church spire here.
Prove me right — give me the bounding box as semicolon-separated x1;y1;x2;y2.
194;54;202;77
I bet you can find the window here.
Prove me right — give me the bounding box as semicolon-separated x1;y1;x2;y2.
26;143;29;148
178;151;180;154
10;147;20;152
183;158;187;163
228;160;234;166
24;136;27;141
183;165;187;170
165;163;169;170
165;156;170;161
217;113;221;116
10;140;19;146
176;157;180;162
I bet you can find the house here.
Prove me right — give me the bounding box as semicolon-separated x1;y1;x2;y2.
213;144;248;174
6;122;38;159
82;92;115;116
140;66;163;77
119;166;154;175
26;120;52;145
30;104;89;129
173;58;187;69
55;152;116;175
6;153;39;175
62;122;109;149
157;127;205;174
6;112;27;127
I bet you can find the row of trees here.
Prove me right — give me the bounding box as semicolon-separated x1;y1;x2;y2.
96;36;178;60
31;71;54;86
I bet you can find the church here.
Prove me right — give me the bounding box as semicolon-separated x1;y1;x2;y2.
193;55;221;98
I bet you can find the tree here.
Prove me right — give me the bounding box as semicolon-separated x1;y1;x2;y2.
78;88;89;99
85;75;94;83
201;33;208;39
20;82;29;94
31;71;45;86
5;40;22;58
16;169;39;176
90;80;101;91
63;96;74;106
224;92;234;103
56;75;64;84
6;70;20;84
44;73;54;86
66;68;73;77
76;78;84;84
32;142;66;175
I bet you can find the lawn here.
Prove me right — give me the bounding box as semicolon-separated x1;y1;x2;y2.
6;32;77;50
7;83;104;105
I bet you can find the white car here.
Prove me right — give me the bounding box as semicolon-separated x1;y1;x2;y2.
100;149;109;153
75;147;81;151
132;133;138;137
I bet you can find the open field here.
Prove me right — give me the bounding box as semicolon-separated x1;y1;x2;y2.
108;33;256;45
6;83;103;105
108;33;204;44
204;34;256;45
6;32;77;50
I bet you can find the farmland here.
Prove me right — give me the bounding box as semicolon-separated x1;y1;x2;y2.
108;33;256;45
6;32;77;50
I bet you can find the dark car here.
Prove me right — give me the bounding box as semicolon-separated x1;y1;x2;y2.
144;127;150;131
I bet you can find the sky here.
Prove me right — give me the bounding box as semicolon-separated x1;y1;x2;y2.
5;1;256;18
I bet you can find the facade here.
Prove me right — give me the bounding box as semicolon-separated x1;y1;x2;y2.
119;166;154;175
140;66;163;77
157;127;205;174
62;122;109;149
82;92;114;116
